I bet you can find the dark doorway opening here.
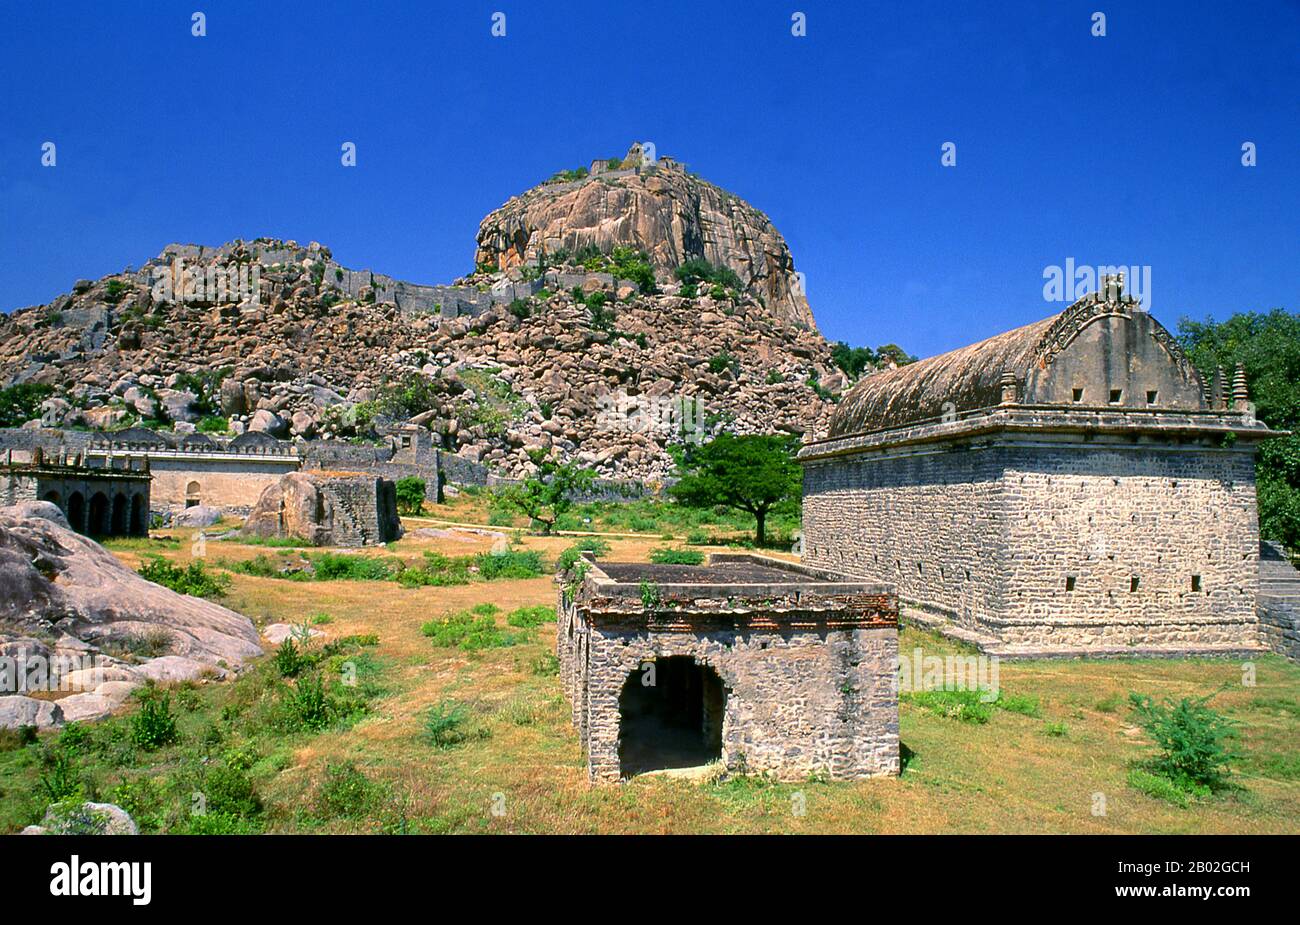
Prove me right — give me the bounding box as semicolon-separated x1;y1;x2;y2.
130;494;147;536
111;494;128;535
618;656;725;778
88;492;110;536
67;492;86;534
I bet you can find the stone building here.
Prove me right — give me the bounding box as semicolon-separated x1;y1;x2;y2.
799;278;1282;657
85;429;301;512
558;553;899;782
1;448;150;537
241;471;402;547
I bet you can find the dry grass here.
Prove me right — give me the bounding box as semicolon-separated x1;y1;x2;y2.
63;517;1300;833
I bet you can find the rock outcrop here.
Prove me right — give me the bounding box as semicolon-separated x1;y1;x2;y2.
241;471;402;546
0;147;890;482
475;143;815;329
0;501;262;727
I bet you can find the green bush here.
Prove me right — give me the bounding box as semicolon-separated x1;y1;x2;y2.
0;383;54;427
273;638;306;678
423;700;481;749
38;746;86;802
649;547;704;565
130;686;180;750
507;605;555;628
316;761;385;818
394;476;427;515
1127;768;1193;807
1128;691;1240;790
285;673;333;731
474;549;545;579
137;556;231;598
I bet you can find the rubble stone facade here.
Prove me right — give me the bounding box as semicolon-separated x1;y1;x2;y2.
1;449;151;537
800;280;1281;657
558;554;899;782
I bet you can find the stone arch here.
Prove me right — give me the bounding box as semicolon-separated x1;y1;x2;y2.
618;655;726;778
67;491;86;533
42;489;61;507
185;480;201;508
88;492;110;536
111;493;129;535
130;493;148;536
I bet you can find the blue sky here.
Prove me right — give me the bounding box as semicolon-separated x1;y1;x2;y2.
1;0;1296;358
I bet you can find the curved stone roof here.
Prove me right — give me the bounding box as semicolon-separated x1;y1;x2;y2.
110;427;168;446
828;315;1056;437
828;282;1197;438
229;430;283;449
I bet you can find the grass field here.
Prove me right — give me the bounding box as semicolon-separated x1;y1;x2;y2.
2;498;1296;834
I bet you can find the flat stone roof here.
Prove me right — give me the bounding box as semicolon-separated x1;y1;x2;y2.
598;561;824;585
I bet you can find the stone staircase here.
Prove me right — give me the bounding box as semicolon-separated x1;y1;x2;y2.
1259;541;1300;661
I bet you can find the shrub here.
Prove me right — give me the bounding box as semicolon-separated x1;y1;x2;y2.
38;746;85;802
309;552;404;582
507;298;532;319
531;652;560;676
202;763;262;818
285;673;333;731
999;694;1041;717
397;551;474;587
1128;691;1240;790
137;556;231;598
317;761;384;818
273;638;306;678
507;605;554;628
555;537;610;572
474;549;545;579
649;547;704;565
103;628;174;660
130;686;180;750
1042;721;1069;737
423;700;487;749
394;476;427;515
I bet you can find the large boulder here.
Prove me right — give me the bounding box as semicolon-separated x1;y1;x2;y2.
0;504;262;671
241;471;402;547
28;801;138;835
0;695;63;730
174;505;223;527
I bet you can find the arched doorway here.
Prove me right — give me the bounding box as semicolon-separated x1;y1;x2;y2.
111;494;128;535
185;480;201;508
618;656;725;778
130;494;147;536
88;492;110;536
42;489;61;507
67;492;86;533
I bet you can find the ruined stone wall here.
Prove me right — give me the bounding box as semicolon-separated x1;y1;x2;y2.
318;476;402;546
145;457;300;510
801;444;1010;629
997;444;1261;650
558;584;899;784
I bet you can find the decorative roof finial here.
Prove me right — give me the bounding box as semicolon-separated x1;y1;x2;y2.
1101;272;1124;302
1232;363;1249;412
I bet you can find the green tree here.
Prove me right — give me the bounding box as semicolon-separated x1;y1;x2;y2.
494;450;595;535
394;476;427;515
669;433;801;546
1178;309;1300;550
0;383;54;427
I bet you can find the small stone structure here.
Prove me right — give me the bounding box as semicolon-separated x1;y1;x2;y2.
241;471;402;546
558;553;899;783
799;277;1284;658
0;448;150;537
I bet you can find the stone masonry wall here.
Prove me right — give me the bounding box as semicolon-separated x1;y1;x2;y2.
146;457;300;510
558;578;899;784
997;444;1261;650
802;443;1010;629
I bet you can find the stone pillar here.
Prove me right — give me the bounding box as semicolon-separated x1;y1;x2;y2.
999;371;1018;405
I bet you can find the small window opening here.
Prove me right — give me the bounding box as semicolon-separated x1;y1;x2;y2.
1129;576;1140;592
1109;389;1123;404
1146;390;1159;405
1071;388;1084;403
1065;575;1076;592
1191;575;1202;592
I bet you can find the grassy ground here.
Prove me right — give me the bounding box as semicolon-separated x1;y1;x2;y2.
1;500;1296;834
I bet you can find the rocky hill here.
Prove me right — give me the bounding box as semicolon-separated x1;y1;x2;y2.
0;147;875;482
477;143;814;329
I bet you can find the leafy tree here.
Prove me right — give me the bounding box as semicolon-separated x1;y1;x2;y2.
0;383;54;427
669;433;801;545
394;476;426;515
494;450;595;535
874;343;917;367
830;341;876;379
1178;309;1300;550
